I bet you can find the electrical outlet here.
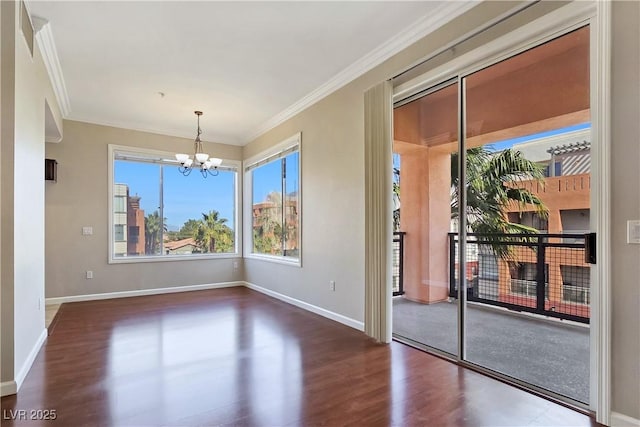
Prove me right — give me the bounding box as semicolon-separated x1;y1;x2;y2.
82;226;93;236
86;270;93;279
329;280;336;291
233;260;239;270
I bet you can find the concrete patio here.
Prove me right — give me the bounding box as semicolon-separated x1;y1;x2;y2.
392;297;589;404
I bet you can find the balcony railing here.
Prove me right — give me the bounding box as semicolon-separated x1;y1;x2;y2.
392;232;405;296
447;232;590;324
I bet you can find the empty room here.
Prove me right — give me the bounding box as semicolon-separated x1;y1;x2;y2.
1;1;638;426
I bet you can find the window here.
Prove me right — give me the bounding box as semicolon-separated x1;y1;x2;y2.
561;265;590;304
114;225;125;241
507;212;548;232
245;133;300;264
114;196;126;213
544;161;562;177
128;226;140;244
109;145;240;262
508;262;549;297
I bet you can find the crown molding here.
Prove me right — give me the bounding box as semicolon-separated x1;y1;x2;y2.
33;17;71;117
243;0;478;144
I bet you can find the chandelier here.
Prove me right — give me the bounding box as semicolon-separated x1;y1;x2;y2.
175;111;222;177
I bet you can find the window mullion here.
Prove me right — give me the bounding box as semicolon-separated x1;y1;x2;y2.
159;164;164;256
281;158;286;256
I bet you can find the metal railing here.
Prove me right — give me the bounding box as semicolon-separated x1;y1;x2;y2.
392;232;406;296
448;232;590;324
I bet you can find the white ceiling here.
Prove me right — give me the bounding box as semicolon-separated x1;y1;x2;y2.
29;1;470;146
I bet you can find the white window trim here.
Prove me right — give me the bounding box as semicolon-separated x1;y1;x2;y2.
391;1;611;423
108;144;242;264
243;133;302;267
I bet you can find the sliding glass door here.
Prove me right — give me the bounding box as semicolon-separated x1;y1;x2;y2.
392;81;459;357
393;25;592;405
461;25;591;404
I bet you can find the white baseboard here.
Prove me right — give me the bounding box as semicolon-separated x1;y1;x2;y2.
46;281;244;305
15;329;47;391
612;412;640;427
44;280;363;334
0;381;17;397
243;281;364;331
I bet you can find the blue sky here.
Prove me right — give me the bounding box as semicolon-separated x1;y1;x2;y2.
252;152;299;202
115;151;299;231
487;122;591;152
115;161;236;230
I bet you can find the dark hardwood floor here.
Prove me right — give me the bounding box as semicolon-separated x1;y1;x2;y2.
1;287;599;426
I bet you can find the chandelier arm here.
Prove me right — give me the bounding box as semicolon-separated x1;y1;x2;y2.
175;110;218;178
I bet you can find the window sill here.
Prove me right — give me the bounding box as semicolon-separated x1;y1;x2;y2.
108;253;240;264
244;253;301;268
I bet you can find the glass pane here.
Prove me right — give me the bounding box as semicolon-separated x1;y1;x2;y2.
284;152;300;259
163;167;236;254
392;81;459;357
462;26;590;403
113;160;161;257
252;159;284;256
114;157;237;258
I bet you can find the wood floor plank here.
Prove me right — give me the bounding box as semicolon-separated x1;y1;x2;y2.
0;287;600;426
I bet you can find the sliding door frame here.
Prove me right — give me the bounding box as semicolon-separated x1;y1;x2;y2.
390;1;610;423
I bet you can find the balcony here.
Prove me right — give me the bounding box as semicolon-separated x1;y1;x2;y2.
392;231;591;404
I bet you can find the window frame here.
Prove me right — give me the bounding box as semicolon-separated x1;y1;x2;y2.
243;133;302;267
108;144;242;264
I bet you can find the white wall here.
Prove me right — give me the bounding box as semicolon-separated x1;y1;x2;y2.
13;1;46;384
0;0;61;392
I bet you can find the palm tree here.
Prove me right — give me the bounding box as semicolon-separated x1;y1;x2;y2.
393;165;400;232
144;210;167;254
195;210;233;253
451;147;548;257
